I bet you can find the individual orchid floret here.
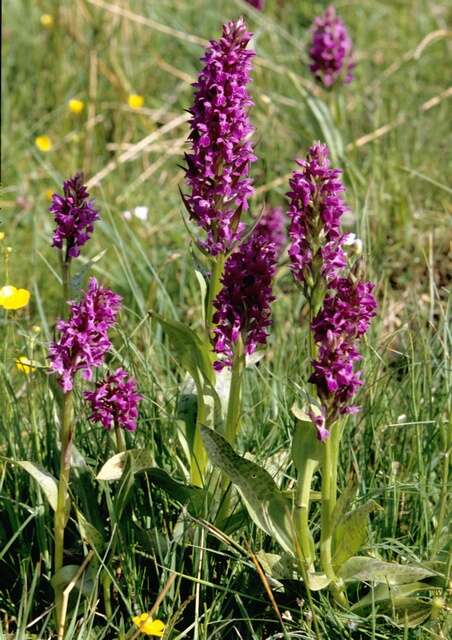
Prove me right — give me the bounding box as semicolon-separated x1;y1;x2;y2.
213;230;277;369
308;6;354;88
48;278;122;392
288;143;348;303
183;18;256;255
50;173;99;258
309;276;377;423
84;368;143;432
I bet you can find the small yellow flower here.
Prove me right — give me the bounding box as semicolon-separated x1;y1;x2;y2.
40;14;54;28
0;232;5;241
132;613;165;637
0;286;31;310
35;135;53;152
6;246;13;254
128;94;144;110
45;189;54;201
16;356;37;375
32;325;41;334
68;99;84;114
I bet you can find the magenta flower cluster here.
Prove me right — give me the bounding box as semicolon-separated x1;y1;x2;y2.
184;18;256;255
288;143;348;290
84;368;142;432
287;144;376;439
213;228;278;369
50;173;99;259
49;278;121;392
310;277;377;421
309;6;354;88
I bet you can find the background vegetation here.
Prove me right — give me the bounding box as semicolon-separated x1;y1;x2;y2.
1;0;451;638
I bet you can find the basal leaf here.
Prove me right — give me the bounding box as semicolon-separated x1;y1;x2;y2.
51;564;96;599
201;426;295;554
352;581;433;612
96;449;154;481
146;467;205;513
75;508;104;551
16;460;66;513
332;500;381;569
338;556;437;585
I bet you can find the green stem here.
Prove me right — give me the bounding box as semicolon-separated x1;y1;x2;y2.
61;257;71;314
205;255;225;339
216;342;244;523
320;422;348;606
115;424;126;453
295;461;316;569
54;390;74;627
224;341;244;445
320;435;335;580
190;382;208;488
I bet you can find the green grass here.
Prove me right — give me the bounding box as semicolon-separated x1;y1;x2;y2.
1;0;451;638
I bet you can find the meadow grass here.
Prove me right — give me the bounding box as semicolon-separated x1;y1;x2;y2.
1;0;451;638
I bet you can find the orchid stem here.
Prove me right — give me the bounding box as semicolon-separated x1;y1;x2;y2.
224;341;244;445
54;389;73;628
190;379;208;488
295;461;316;569
205;255;225;339
320;421;348;606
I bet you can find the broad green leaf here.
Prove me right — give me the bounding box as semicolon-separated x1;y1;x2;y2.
146;467;205;513
96;449;154;481
152;313;215;386
201;426;294;554
291;407;323;475
330;480;358;532
385;597;432;628
352;581;433;612
51;564;96;599
333;500;382;569
16;461;66;513
305;572;331;591
75;508;104;550
338;556;437;584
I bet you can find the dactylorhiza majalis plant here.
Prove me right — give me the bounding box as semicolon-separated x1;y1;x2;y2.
48;277;122;628
308;5;354;88
183;17;256;336
180;17;259;485
288;142;376;599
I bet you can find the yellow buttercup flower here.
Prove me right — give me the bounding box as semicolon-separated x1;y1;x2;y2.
16;356;37;375
132;613;165;637
0;232;5;241
68;99;84;114
128;94;144;110
45;189;54;201
35;136;53;152
0;286;31;310
40;14;54;28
